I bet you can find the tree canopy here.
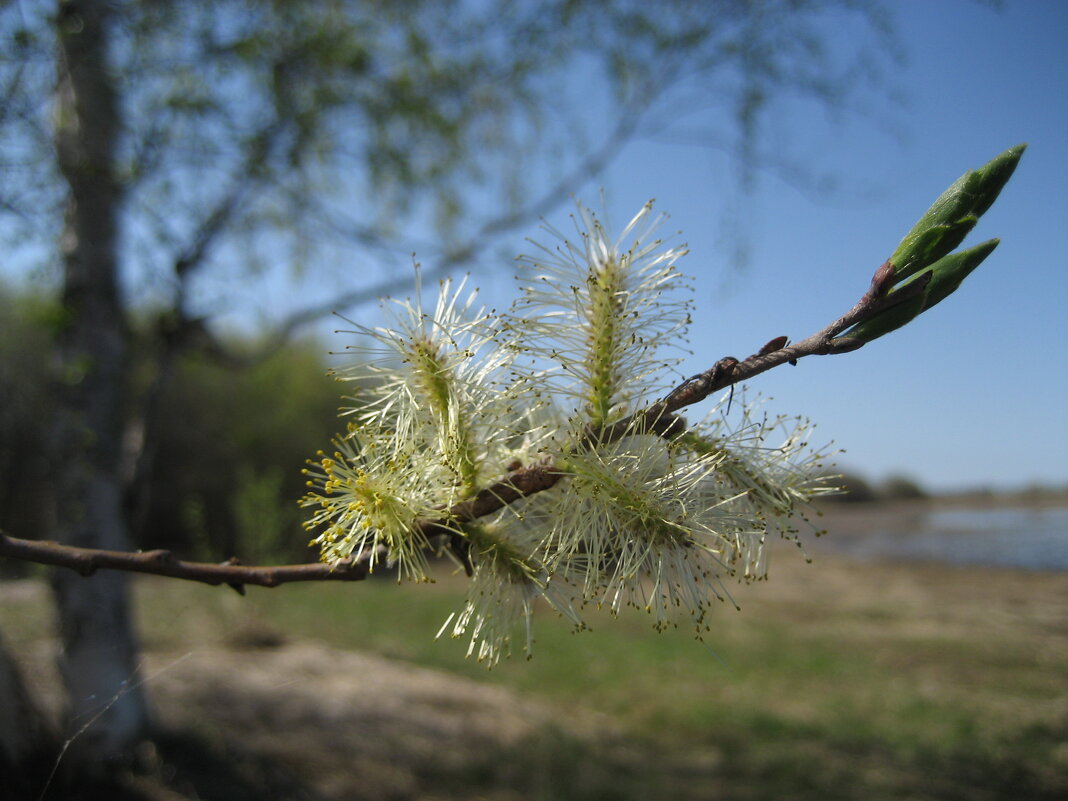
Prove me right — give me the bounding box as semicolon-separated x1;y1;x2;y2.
1;0;894;329
0;0;900;776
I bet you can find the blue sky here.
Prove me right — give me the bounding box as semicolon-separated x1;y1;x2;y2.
272;0;1065;492
566;0;1068;492
6;0;1063;492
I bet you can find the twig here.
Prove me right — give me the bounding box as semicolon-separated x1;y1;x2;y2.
597;259;923;442
0;532;369;590
0;259;917;587
0;463;564;589
256;93;656;354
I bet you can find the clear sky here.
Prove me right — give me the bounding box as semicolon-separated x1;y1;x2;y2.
266;0;1065;492
7;0;1064;493
563;0;1068;492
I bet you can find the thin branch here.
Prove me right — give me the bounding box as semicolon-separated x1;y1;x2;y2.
261;259;458;352
0;258;917;588
173;122;284;281
474;101;647;240
421;459;565;534
0;531;370;591
598;259;922;442
0;463;562;589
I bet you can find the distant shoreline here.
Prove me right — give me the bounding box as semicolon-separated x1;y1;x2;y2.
818;484;1068;512
925;487;1068;508
807;496;1068;572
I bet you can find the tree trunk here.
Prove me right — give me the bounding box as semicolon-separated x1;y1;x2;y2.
50;0;149;769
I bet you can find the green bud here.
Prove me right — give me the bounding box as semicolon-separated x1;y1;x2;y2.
920;238;1000;312
889;144;1025;281
843;273;931;344
844;238;1000;345
893;216;978;283
971;144;1027;218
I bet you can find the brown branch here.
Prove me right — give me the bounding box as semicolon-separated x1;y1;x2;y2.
427;257;911;523
0;259;918;588
0;464;564;590
597;259;924;443
421;460;565;536
0;531;369;591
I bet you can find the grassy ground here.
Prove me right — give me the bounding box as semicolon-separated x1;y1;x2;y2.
3;525;1066;800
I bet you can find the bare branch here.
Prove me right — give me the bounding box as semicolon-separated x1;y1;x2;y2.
0;258;925;588
262;259;458;351
597;259;923;443
426;459;565;531
173;122;284;281
0;531;369;591
0;464;562;589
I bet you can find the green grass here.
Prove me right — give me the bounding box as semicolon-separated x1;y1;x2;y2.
126;564;1068;800
3;555;1066;800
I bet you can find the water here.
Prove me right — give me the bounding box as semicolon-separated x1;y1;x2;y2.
817;505;1068;572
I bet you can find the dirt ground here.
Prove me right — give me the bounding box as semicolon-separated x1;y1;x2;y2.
7;605;589;800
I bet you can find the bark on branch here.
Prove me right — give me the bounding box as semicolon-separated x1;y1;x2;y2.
1;258;910;588
0;532;370;591
595;259;911;443
0;462;564;589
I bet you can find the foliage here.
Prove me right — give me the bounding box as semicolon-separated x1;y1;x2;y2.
878;474;928;501
0;0;896;304
0;300;340;565
0;287;57;568
133;338;341;562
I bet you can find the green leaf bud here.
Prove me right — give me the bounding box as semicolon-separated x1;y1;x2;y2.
920;238;1000;312
843;273;932;343
889;144;1025;281
970;144;1027;218
891;216;978;283
845;238;999;345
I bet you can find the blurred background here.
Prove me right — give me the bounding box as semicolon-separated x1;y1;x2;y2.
0;1;1065;799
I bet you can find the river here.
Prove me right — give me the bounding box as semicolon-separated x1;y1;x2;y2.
809;503;1068;572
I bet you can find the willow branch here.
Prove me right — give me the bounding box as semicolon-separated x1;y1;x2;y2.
0;260;920;588
416;460;565;540
0;464;565;589
421;261;915;520
597;259;927;443
0;531;370;591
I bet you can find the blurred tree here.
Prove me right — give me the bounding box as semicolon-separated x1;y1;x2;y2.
0;287;55;566
819;469;879;503
134;338;341;563
0;0;896;775
879;473;929;501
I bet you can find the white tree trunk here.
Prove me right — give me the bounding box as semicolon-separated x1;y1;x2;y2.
50;0;149;769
